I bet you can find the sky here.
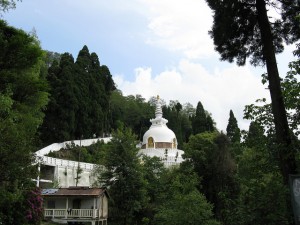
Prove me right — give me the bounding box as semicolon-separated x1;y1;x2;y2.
2;0;297;132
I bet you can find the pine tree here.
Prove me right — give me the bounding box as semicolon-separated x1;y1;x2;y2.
192;101;208;134
40;46;115;144
226;110;241;143
40;53;77;144
205;0;300;183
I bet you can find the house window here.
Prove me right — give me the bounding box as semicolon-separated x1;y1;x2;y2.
148;137;154;148
47;200;55;209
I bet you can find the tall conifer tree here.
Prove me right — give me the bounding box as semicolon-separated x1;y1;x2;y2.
226;110;241;143
192;101;208;134
192;101;215;134
205;0;300;183
41;46;115;144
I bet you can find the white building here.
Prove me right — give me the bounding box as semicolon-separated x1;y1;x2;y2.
35;96;184;188
34;138;111;188
138;96;185;167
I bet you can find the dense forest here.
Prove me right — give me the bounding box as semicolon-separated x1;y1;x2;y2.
0;0;300;225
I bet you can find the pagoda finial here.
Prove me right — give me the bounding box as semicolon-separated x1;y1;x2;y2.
155;95;162;118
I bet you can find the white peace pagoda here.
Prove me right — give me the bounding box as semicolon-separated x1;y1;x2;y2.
35;96;184;188
138;96;185;167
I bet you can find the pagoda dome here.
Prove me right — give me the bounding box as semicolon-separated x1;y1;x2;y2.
141;95;177;149
143;125;176;145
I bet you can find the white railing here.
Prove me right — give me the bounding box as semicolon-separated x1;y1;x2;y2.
138;148;185;167
44;209;65;218
36;137;112;157
44;209;99;219
39;156;97;170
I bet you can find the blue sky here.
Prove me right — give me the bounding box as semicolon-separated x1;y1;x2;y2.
3;0;297;131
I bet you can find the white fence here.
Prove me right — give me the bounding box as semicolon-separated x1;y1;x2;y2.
38;155;96;170
36;137;112;157
138;148;185;167
44;209;99;218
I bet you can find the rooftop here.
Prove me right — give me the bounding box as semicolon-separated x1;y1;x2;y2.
42;187;107;196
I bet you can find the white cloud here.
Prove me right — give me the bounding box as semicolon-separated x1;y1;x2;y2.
139;0;215;59
114;59;270;132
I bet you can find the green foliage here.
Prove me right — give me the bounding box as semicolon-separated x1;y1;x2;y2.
40;45;115;144
244;63;300;137
236;147;291;225
0;21;42;70
184;132;238;224
244;98;274;135
0;20;47;187
138;156;166;224
100;127;147;225
283;60;300;136
244;121;267;149
163;100;193;148
110;92;154;140
226;110;241;143
0;0;20;12
205;0;299;66
0;186;43;225
192;101;215;135
46;140;108;164
44;51;61;68
0;188;27;225
154;166;220;225
231;121;292;225
0;20;48;224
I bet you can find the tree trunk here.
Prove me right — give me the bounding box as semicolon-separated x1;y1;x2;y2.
255;0;297;183
256;1;296;223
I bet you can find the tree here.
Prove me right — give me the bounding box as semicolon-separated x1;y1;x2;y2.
226;110;241;143
282;62;300;136
183;132;238;224
205;0;300;184
163;101;185;148
40;46;115;144
192;101;207;134
0;19;48;186
100;127;146;225
154;166;220;225
40;53;77;144
139;156;166;224
0;0;20;12
236;123;291;224
44;51;61;68
244;121;267;148
192;101;215;134
244;64;300;137
0;20;48;224
110;92;154;140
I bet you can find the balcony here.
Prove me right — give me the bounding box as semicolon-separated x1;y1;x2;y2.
44;208;99;219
